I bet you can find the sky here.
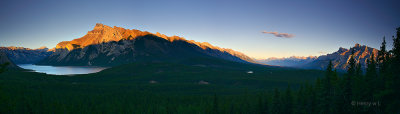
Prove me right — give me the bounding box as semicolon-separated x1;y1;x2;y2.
1;0;399;59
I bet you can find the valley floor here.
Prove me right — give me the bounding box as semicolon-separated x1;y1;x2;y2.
0;62;323;113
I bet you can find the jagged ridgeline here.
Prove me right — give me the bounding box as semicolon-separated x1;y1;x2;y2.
302;44;378;71
37;23;255;66
257;44;379;71
0;46;53;64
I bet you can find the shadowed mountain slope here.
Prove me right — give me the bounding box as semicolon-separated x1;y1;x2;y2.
38;24;255;66
0;51;21;70
0;46;53;64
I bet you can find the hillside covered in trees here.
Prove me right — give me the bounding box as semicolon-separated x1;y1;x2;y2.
0;28;399;113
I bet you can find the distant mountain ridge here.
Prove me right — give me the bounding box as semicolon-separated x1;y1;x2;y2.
257;44;378;71
37;23;255;66
256;56;317;67
0;46;54;64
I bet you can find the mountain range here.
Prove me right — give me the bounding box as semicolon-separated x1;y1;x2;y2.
256;56;317;67
257;44;379;71
37;23;255;66
0;46;53;64
1;23;381;72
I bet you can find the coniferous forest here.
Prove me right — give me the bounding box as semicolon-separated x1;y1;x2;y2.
0;28;399;113
1;0;400;113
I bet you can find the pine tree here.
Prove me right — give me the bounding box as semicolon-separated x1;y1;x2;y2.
295;85;307;114
377;37;388;91
378;37;388;74
332;69;339;86
257;95;268;114
271;88;281;114
0;62;9;74
363;53;379;112
374;37;388;113
354;62;364;100
393;27;400;106
393;27;400;70
347;49;357;76
322;61;334;113
351;62;363;112
353;62;370;112
262;96;269;114
343;49;356;113
331;69;340;111
384;27;400;113
332;75;346;114
304;82;316;114
314;78;325;113
212;93;219;114
355;62;362;76
0;57;9;113
377;27;400;113
325;60;334;83
283;86;293;114
366;53;378;97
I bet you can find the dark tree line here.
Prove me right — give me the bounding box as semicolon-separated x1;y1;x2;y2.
0;62;9;74
0;28;399;113
268;27;400;114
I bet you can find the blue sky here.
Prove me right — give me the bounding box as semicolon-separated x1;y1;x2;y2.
1;0;399;58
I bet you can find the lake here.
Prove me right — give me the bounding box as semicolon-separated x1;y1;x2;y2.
17;64;108;75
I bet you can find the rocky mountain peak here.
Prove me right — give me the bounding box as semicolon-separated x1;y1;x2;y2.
338;47;348;53
354;43;361;48
34;46;49;51
57;23;227;52
36;46;48;49
43;23;255;66
258;43;381;72
307;44;379;71
93;23;108;30
56;23;150;51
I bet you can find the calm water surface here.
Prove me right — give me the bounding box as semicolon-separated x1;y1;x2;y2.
18;64;108;75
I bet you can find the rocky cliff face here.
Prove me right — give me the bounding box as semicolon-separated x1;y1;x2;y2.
257;44;379;71
38;23;255;66
304;43;378;71
55;23;152;51
0;46;54;64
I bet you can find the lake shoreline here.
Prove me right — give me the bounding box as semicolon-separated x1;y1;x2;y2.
17;64;107;75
